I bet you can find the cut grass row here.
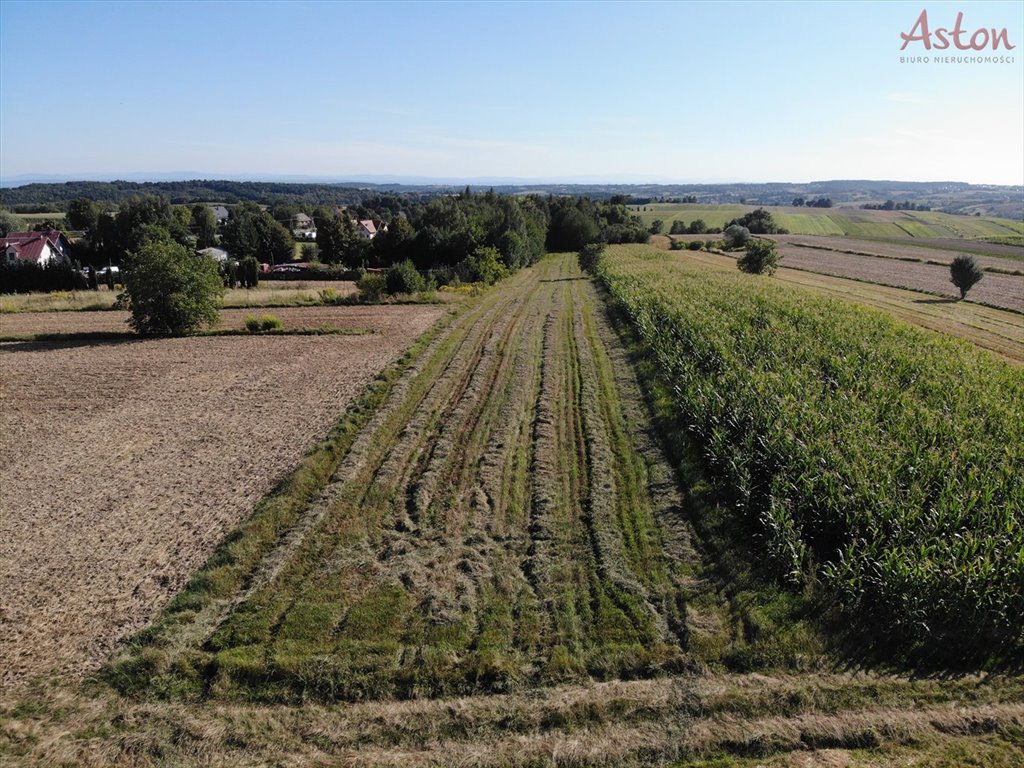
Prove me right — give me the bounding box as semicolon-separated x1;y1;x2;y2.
593;244;1024;667
5;672;1023;766
110;254;704;702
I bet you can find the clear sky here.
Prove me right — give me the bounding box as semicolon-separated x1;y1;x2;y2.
1;0;1022;185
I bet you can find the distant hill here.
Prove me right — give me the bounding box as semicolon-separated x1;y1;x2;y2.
1;178;1020;219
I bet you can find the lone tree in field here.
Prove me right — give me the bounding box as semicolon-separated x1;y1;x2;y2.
949;254;983;300
737;238;780;275
121;239;224;335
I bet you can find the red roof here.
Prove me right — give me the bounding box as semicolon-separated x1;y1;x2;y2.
1;230;66;264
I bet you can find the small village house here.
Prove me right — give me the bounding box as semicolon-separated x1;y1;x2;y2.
1;230;72;267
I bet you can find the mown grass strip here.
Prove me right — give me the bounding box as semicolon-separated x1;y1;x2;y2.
104;306;458;698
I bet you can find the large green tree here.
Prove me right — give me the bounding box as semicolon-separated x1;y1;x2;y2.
121;239;224;335
191;204;219;249
220;202;294;264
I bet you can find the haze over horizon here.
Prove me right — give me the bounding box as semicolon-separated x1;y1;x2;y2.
2;1;1022;186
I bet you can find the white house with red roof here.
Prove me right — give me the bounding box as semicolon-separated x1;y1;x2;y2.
357;219;388;240
1;230;72;267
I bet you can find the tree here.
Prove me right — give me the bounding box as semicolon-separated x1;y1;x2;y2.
385;259;425;294
191;204;219;249
722;224;751;249
0;209;24;236
66;198;101;232
737;239;780;275
949;255;983;299
649;219;664;235
462;245;508;285
220;202;294;265
121;240;224;335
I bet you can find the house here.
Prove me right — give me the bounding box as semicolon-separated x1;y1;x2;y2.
198;247;229;263
291;212;316;240
356;219;388;240
210;205;230;225
1;230;72;266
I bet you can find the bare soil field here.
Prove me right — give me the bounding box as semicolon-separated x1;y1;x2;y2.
0;304;414;337
771;234;1024;271
773;242;1024;312
0;305;442;686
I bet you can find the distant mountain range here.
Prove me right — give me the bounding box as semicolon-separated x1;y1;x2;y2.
1;177;1021;219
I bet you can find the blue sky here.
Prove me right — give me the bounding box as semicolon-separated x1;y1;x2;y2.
1;0;1022;184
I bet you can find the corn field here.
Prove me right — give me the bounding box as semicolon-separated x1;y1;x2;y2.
594;245;1024;664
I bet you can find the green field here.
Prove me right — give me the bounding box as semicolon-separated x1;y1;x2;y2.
595;244;1024;665
635;203;1024;240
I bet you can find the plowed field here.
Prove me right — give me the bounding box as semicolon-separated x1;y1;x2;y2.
0;305;442;686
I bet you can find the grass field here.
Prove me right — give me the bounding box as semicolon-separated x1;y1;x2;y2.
636;204;1024;241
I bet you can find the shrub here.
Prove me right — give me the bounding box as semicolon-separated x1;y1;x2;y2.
737;239;780;275
385;259;425;294
121;241;224;336
687;240;703;251
357;273;387;302
244;314;283;332
723;224;751;249
462;246;509;285
950;255;983;299
578;242;606;272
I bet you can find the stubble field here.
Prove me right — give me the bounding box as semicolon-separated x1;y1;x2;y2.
0;305;442;686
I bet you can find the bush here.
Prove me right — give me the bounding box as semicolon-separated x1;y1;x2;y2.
578;242;606;272
245;314;283;332
950;255;983;299
462;246;508;285
357;273;387;302
385;259;425;294
723;224;751;249
737;239;780;275
686;240;703;251
121;241;224;336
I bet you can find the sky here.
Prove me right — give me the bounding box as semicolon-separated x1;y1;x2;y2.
1;0;1022;185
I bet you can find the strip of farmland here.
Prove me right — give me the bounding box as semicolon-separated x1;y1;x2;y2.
113;254;710;701
0;305;442;686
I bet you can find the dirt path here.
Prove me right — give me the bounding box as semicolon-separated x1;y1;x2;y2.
0;306;442;686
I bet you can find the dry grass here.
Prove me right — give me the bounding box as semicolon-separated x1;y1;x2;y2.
0;281;357;315
2;672;1022;766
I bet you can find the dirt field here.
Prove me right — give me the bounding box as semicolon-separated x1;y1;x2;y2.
0;305;443;686
771;235;1024;270
772;242;1024;312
